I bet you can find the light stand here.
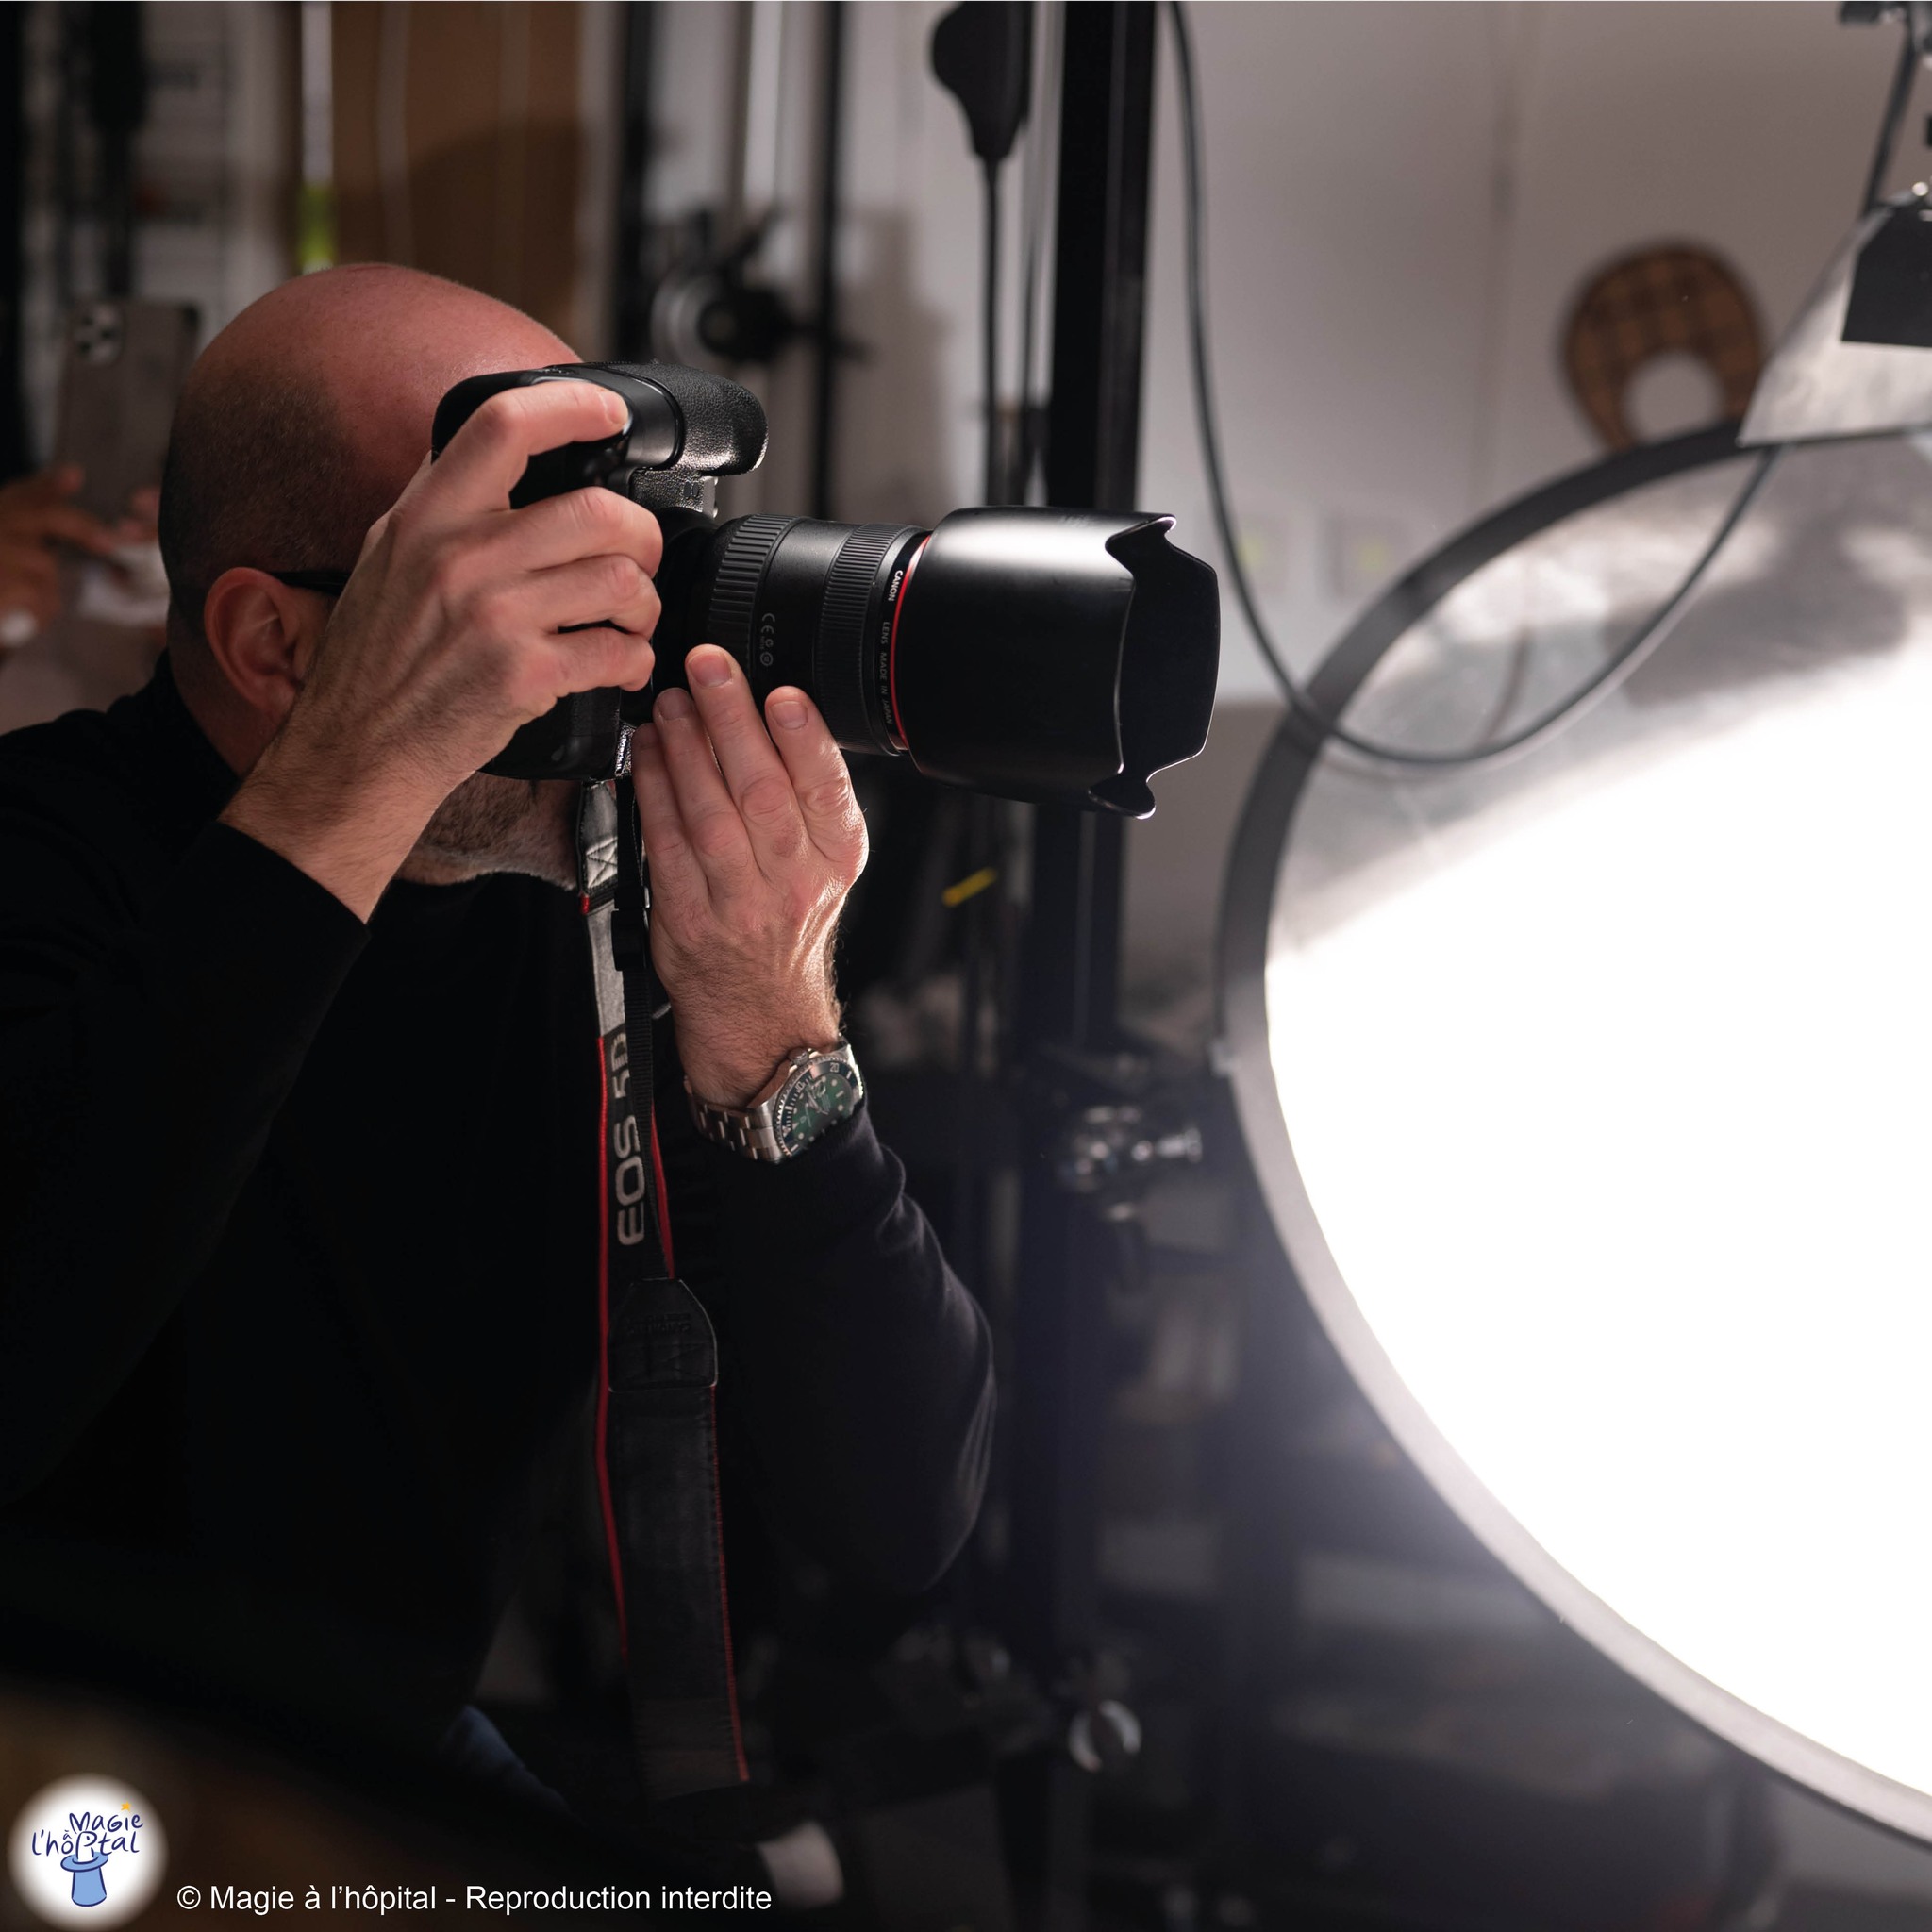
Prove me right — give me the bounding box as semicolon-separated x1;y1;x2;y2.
1002;8;1158;1926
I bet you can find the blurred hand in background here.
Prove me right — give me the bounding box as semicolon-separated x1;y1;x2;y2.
0;464;156;650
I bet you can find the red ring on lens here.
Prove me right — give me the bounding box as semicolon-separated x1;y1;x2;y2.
887;536;930;752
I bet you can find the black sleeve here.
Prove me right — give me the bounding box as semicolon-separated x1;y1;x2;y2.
0;804;367;1499
656;1050;995;1600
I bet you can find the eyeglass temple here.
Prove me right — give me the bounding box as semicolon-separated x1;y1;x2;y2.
268;570;353;594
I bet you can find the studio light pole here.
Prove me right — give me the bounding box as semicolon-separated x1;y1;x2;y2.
1006;7;1157;1927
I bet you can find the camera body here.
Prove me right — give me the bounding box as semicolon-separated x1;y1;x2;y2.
432;362;766;783
431;363;1219;817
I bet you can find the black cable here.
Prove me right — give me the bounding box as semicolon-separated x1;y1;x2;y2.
982;158;1002;505
1167;0;1781;770
956;157;1008;1280
1861;13;1920;215
1013;6;1054;506
613;3;656;358
1015;102;1043;503
810;0;847;520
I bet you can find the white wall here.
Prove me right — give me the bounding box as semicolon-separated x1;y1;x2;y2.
1139;2;1904;703
835;0;1008;525
640;0;1023;525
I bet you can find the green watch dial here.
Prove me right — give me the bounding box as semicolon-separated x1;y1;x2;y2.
772;1055;864;1158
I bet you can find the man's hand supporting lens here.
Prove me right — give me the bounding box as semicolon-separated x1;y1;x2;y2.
633;650;866;1108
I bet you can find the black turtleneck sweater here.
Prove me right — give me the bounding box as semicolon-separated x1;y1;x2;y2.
0;658;992;1740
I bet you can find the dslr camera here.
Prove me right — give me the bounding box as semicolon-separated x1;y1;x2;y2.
432;362;1219;816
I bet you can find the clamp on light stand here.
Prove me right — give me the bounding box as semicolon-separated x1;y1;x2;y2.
1840;1;1932;210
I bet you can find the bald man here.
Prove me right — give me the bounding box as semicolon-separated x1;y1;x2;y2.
0;267;992;1778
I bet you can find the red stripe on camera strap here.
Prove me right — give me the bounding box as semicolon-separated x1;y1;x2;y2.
580;781;746;1805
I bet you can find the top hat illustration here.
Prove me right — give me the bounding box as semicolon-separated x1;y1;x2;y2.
60;1850;109;1908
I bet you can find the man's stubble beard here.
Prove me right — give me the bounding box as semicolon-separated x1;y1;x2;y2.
396;773;580;890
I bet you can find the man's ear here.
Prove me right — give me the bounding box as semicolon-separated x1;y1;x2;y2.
199;568;318;728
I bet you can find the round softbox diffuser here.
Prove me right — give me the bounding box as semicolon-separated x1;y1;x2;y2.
1221;425;1932;1839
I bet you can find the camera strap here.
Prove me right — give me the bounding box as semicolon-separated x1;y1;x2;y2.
577;779;747;1805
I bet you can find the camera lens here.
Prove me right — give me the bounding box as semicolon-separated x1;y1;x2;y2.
655;507;1219;817
692;516;927;758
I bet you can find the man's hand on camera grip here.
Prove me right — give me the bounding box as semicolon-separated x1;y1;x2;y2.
222;381;662;921
631;644;867;1109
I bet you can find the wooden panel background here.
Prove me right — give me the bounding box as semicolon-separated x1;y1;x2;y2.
331;2;586;346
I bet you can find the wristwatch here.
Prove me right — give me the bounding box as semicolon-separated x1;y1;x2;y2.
686;1040;865;1162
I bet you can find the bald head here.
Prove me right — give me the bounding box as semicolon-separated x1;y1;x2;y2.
159;265;571;641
